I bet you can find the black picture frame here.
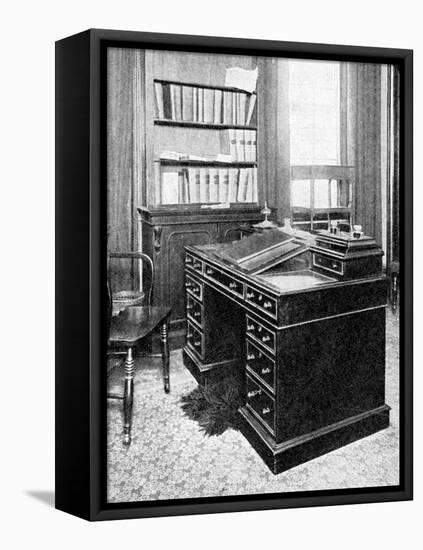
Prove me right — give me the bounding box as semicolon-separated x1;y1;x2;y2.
55;28;413;521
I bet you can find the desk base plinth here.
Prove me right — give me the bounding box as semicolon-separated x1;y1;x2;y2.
183;345;242;386
238;404;390;475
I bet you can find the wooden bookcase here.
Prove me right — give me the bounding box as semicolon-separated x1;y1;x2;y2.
150;79;258;206
136;50;265;343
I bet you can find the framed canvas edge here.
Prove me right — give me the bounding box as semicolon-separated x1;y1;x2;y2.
55;28;413;522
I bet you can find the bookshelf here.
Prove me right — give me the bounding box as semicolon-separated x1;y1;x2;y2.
137;50;265;345
151;78;258;207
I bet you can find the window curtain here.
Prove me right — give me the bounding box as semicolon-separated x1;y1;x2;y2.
344;63;383;245
107;48;144;292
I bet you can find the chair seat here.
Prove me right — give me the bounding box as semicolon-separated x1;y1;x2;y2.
109;306;171;346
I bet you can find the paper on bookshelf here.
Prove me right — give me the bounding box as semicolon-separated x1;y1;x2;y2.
160;151;207;161
225;67;258;93
201;202;230;209
215;154;233;163
160;150;183;160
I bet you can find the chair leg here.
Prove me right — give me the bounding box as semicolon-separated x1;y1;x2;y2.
161;320;170;393
123;346;134;446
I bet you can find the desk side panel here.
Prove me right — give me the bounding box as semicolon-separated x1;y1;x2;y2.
275;307;387;442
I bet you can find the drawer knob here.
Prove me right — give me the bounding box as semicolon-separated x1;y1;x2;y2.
229;282;237;289
258;294;263;300
247;389;261;398
194;340;201;347
263;301;272;309
206;268;214;275
186;282;193;288
262;407;271;415
262;335;270;342
247;324;255;331
332;261;338;269
246;292;255;299
187;304;193;310
257;326;262;333
194;311;201;318
261;367;271;374
247;353;255;360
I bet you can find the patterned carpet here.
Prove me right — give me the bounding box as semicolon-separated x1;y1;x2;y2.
107;310;399;503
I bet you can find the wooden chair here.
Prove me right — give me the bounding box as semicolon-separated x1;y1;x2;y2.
107;252;171;446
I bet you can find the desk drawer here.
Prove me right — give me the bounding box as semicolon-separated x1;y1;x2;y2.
246;316;276;355
246;340;275;391
186;294;203;328
245;286;277;318
185;274;203;301
313;253;343;276
185;253;203;274
246;375;275;434
204;264;244;297
186;321;203;359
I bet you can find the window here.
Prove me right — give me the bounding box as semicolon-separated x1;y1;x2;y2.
288;60;352;231
289;60;341;166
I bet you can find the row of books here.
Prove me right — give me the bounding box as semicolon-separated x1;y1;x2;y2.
160;167;258;205
158;128;257;164
154;82;257;126
227;129;256;162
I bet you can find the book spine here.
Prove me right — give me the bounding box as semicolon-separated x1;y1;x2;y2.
228;129;237;161
204;168;210;203
183;169;189;203
214;89;222;124
182;86;193;121
246;94;257;126
198;88;204;122
232;92;237;125
228;169;236;203
154;82;164;119
236;129;245;162
162;83;172;119
237;168;248;202
203;88;214;123
208;168;217;202
178;170;185;202
195;169;201;202
220;169;230;203
193;88;198;122
199;168;208;203
223;91;231;124
213;170;220;203
169;84;177;120
239;93;247;126
245;168;253;202
252;167;258;203
251;130;257;162
188;168;197;203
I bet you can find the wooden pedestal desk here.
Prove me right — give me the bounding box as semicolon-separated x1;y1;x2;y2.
182;229;390;474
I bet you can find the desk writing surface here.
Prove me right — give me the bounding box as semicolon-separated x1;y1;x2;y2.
256;269;335;292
